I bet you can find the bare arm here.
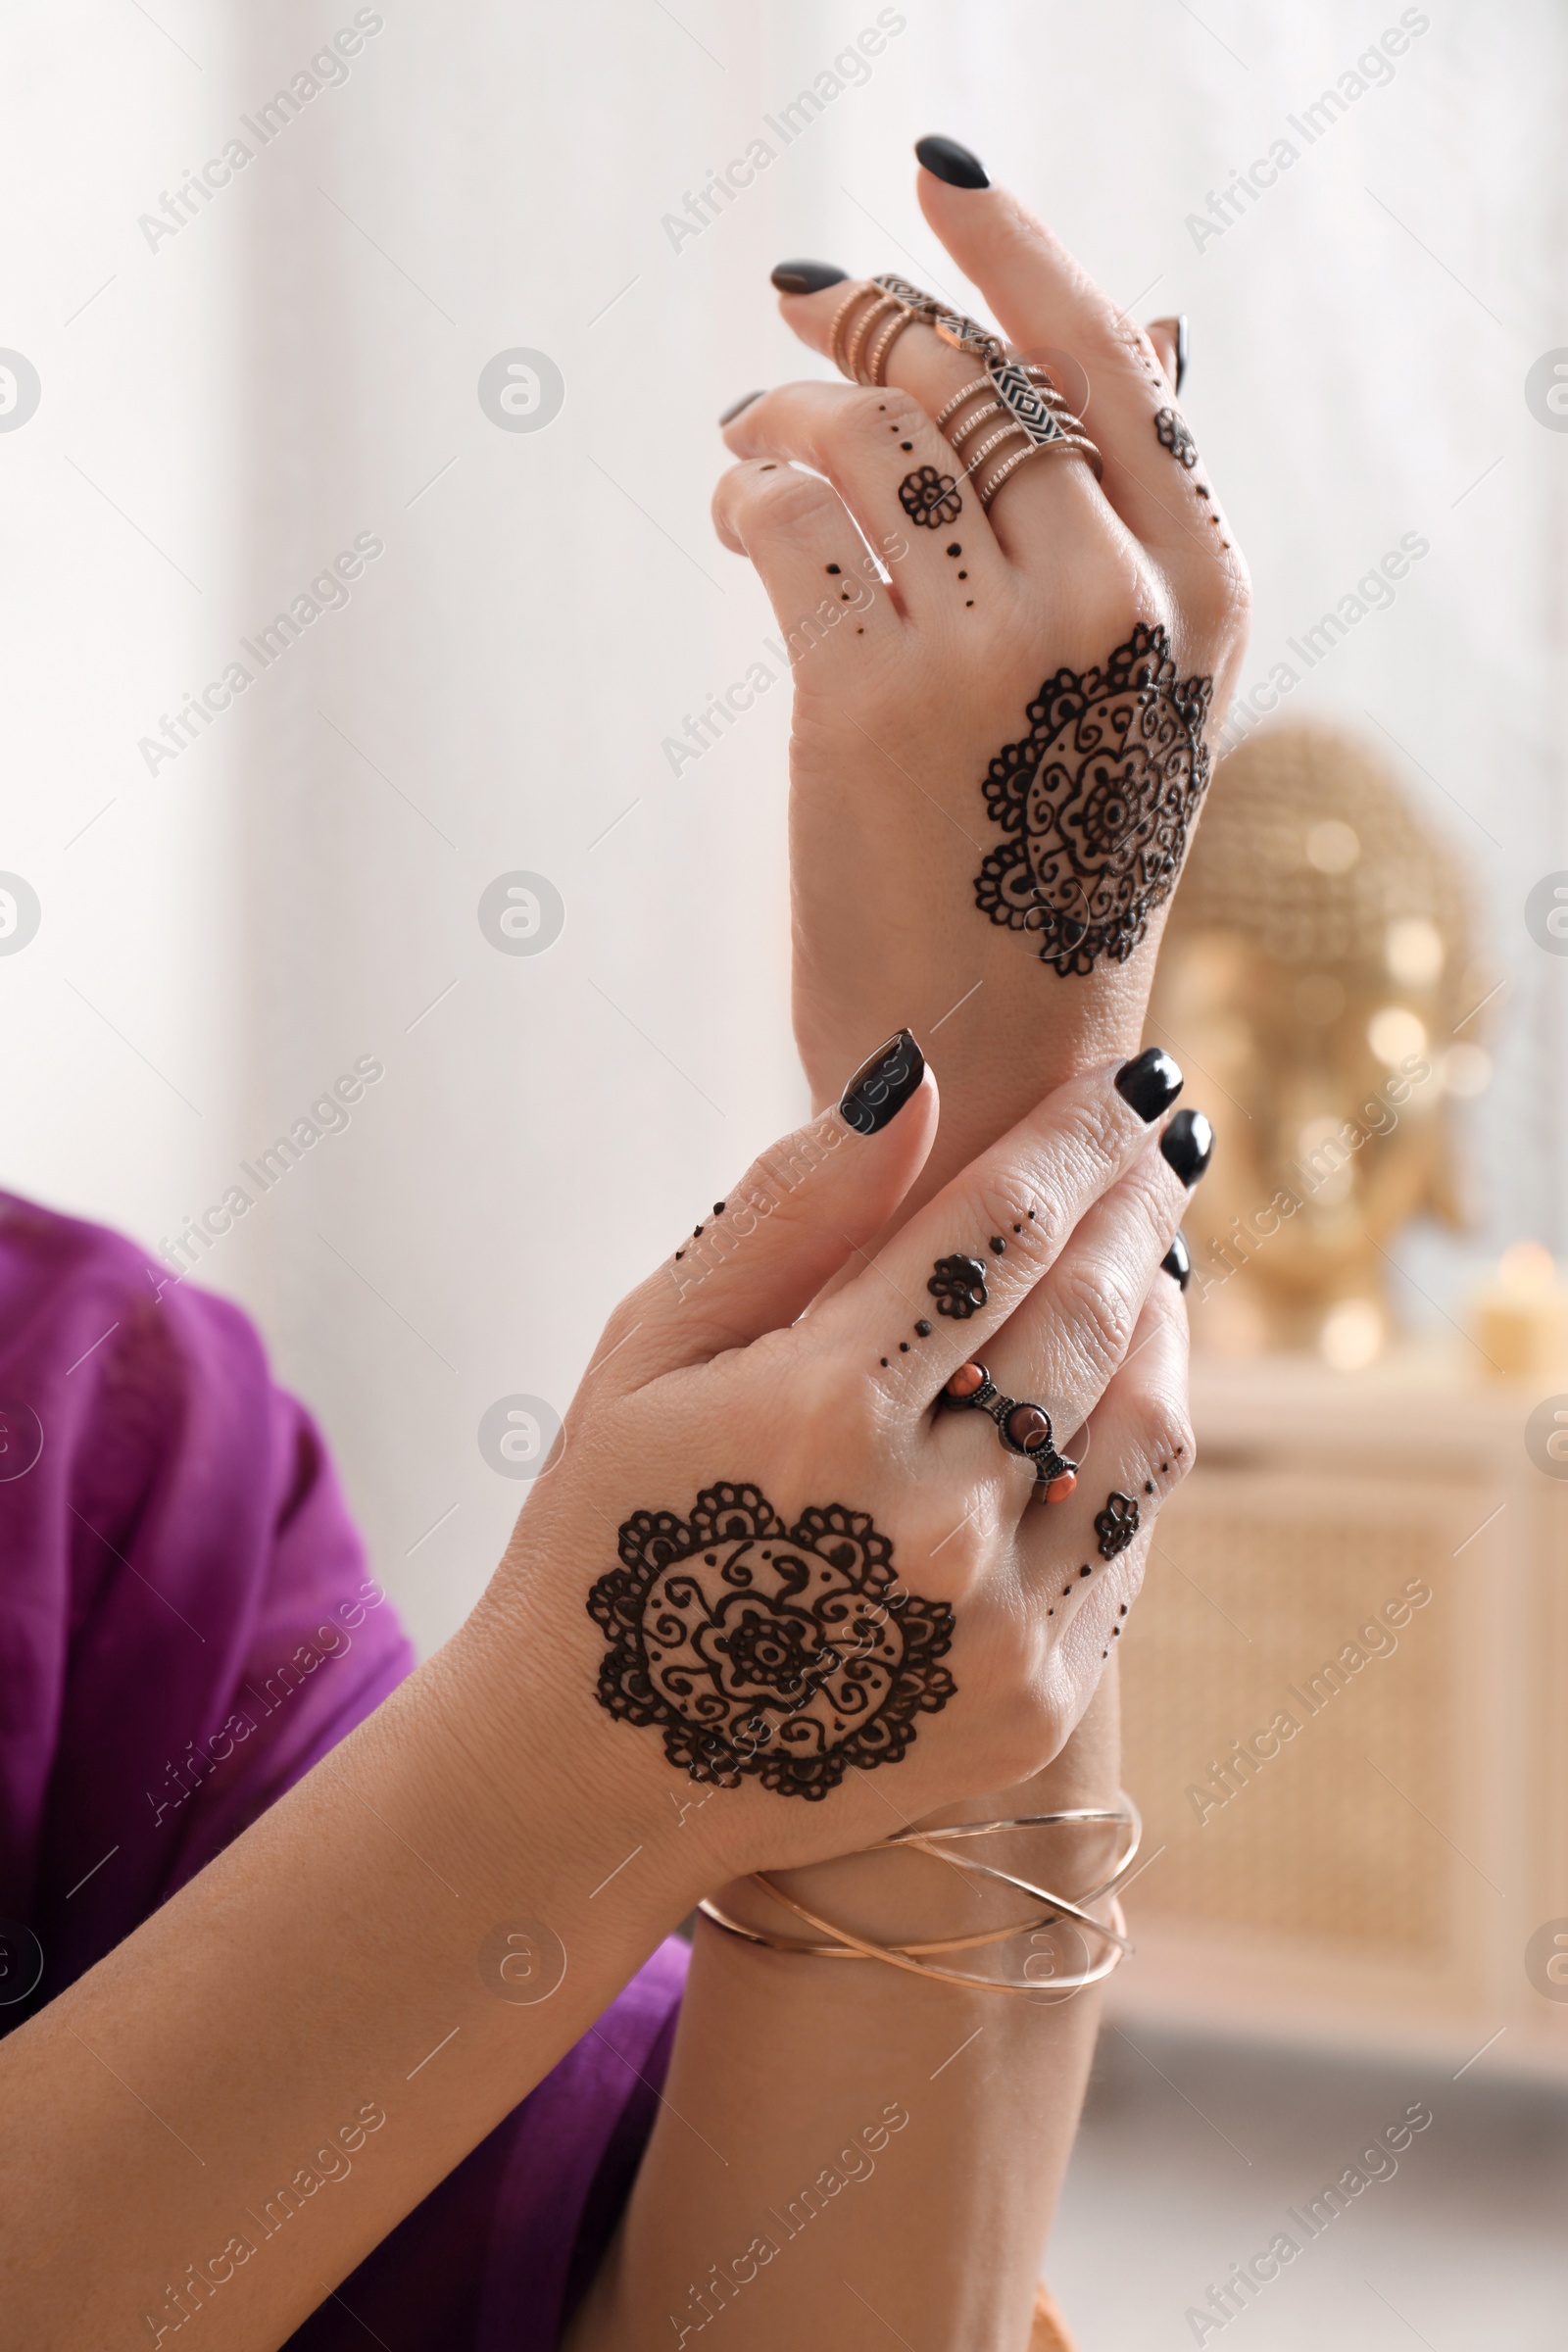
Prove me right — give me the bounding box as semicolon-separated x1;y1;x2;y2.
571;1678;1121;2352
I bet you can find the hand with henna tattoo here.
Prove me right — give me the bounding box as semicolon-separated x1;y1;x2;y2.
713;169;1249;1215
496;1041;1196;1872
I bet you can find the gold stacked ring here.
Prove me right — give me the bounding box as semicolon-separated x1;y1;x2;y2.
827;271;1104;503
828;273;944;386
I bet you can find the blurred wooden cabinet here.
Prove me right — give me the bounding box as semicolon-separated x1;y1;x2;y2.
1107;1352;1568;2079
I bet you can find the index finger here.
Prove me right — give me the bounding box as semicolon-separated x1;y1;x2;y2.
828;1048;1207;1392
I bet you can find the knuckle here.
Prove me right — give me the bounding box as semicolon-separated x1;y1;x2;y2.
1186;561;1251;642
742;466;840;538
972;1178;1055;1269
834;388;928;461
909;1486;991;1589
1055;1260;1139;1377
1040;1091;1122;1200
1140;1396;1197;1491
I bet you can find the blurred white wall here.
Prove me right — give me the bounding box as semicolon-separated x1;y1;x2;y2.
3;0;1565;1653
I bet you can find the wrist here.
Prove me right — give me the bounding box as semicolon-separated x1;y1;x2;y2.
804;934;1161;1200
434;1579;717;1931
713;1671;1125;1961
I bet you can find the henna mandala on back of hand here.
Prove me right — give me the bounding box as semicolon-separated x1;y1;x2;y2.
973;622;1213;976
587;1484;956;1800
900;465;962;529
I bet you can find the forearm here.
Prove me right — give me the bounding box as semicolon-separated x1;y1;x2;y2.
571;1675;1120;2351
0;1589;691;2351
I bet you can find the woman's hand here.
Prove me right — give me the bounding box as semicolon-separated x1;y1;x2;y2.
711;148;1250;1199
489;1035;1203;1887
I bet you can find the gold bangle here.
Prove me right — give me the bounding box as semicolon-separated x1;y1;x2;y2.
697;1798;1140;1996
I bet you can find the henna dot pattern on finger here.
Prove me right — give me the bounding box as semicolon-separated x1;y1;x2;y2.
974;624;1214;976
587;1486;956;1800
1095;1491;1141;1560
1154;407;1200;469
927;1253;989;1318
899;465;963;530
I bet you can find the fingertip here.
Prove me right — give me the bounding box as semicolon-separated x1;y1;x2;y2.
708;473;749;555
913;134;990;190
718;388;765;427
770;260;850;294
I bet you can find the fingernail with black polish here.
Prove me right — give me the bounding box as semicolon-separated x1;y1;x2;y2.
1161;1108;1214;1188
770;260;850;294
718;389;765;426
1115;1046;1184;1123
1161;1232;1192;1292
914;134;989;189
839;1029;925;1135
1174;312;1189;395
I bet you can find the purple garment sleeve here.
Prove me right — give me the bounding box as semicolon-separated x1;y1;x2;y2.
0;1193;687;2350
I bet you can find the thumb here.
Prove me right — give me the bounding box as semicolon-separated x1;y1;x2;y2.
594;1032;938;1389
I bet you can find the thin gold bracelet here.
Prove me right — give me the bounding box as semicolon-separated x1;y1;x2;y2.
697;1797;1140;1996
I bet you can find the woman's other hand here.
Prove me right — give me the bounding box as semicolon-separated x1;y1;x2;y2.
482;1034;1204;1889
711;142;1249;1198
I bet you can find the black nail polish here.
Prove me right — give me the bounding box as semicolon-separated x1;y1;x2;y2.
1161;1108;1214;1188
1115;1047;1184;1123
914;135;989;190
770;260;849;294
1161;1233;1192;1292
1174;312;1189;396
839;1029;925;1136
718;389;765;426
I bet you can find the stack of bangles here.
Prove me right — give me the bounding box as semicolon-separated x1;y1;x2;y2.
699;1796;1140;1995
826;270;1103;511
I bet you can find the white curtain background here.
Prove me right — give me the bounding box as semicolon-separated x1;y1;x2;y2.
4;0;1565;1655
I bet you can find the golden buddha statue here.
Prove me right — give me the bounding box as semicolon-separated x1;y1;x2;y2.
1146;719;1491;1363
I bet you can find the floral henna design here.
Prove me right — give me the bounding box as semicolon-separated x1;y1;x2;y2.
1095;1491;1140;1559
587;1484;956;1800
927;1253;989;1319
1154;407;1199;469
899;465;963;529
973;622;1214;976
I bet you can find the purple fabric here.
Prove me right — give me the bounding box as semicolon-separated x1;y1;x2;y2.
0;1192;687;2348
